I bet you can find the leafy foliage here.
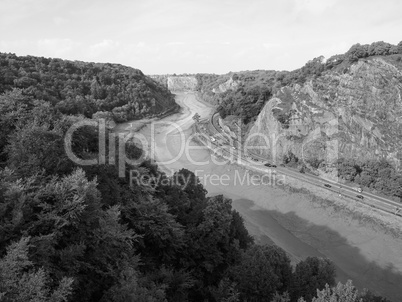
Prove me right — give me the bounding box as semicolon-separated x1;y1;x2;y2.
0;236;74;302
297;280;391;302
216;86;272;124
0;52;177;122
290;257;336;301
227;245;292;302
337;158;402;199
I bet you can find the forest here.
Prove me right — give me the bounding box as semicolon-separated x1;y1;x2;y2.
0;54;392;301
0;53;178;123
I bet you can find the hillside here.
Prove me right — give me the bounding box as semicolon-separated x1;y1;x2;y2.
0;53;178;122
194;41;402;199
196;41;402;125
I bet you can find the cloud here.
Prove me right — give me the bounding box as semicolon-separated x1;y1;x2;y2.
89;40;120;58
263;43;280;49
294;0;337;14
0;40;29;53
37;39;80;57
166;42;185;46
53;16;67;26
0;39;80;59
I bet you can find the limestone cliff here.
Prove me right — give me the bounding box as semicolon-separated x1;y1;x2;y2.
167;76;197;91
212;77;240;93
246;58;402;168
149;75;197;92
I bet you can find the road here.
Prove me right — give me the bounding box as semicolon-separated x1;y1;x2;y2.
208;112;402;217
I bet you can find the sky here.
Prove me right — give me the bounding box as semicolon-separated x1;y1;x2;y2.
0;0;401;74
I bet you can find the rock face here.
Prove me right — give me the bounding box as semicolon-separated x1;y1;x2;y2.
167;76;197;91
246;58;402;168
212;77;240;93
149;75;197;92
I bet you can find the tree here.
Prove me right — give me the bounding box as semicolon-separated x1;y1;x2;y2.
229;210;254;250
0;89;35;162
397;41;402;54
272;292;291;302
174;168;207;202
337;158;359;181
0;237;74;302
389;45;399;55
210;278;240;302
100;266;168;302
5;121;72;178
122;197;185;269
355;171;374;188
298;280;359;302
345;44;368;62
283;151;299;167
290;257;336;302
0;168;140;302
228;245;292;302
188;196;239;285
296;280;391;302
368;41;392;56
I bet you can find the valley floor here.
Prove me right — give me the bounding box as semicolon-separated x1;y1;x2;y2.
118;92;402;301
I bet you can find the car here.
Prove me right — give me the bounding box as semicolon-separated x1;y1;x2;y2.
356;195;364;199
324;184;332;188
272;164;277;168
265;163;272;167
279;164;285;167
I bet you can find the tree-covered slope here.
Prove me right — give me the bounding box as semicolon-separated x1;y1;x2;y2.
0;52;178;122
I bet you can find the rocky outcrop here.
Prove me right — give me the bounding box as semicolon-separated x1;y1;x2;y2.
212;77;240;93
246;58;402;168
167;76;197;91
149;75;197;92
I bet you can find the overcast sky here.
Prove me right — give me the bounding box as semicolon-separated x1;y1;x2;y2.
0;0;401;74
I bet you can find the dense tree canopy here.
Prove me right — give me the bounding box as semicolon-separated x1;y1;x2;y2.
337;158;402;199
227;245;293;302
0;52;177;122
290;257;336;301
